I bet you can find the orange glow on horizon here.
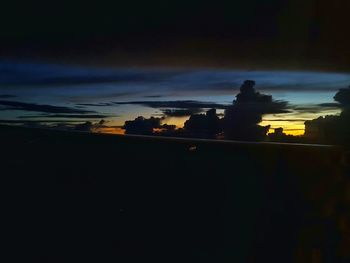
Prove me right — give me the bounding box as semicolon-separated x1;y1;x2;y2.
93;127;125;135
260;120;306;136
92;109;341;137
162;116;189;128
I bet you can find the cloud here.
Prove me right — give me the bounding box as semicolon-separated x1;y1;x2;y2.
2;60;350;95
0;60;185;86
233;80;289;114
18;114;111;119
183;109;221;138
161;108;202;117
304;115;348;143
0;118;122;135
76;102;115;107
74;121;95;131
120;80;290;141
0;119;82;124
292;103;341;114
114;100;229;109
222;80;288;140
263;118;308;122
334;86;350;106
74;120;109;132
304;86;350;145
0;94;17;98
123;116;175;135
143;95;163;98
0;100;94;114
317;103;341;108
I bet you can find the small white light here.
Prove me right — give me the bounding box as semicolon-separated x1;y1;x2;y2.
189;145;197;151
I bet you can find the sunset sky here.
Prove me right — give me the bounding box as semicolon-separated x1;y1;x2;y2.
0;60;346;135
1;0;349;136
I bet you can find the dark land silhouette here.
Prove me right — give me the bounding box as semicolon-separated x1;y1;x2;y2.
2;82;350;263
2;124;350;262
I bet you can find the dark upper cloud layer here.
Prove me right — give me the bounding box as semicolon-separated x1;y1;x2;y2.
0;60;184;86
1;60;350;93
2;0;350;72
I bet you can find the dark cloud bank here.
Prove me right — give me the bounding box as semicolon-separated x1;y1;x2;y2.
123;80;288;140
304;86;350;145
4;80;349;146
122;80;350;146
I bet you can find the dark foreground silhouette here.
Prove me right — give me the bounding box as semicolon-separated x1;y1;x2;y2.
2;125;350;263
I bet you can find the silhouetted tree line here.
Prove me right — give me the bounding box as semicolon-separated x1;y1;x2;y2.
123;80;350;146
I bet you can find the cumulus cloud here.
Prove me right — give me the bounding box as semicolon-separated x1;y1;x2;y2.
223;80;288;141
74;119;107;132
334;86;350;106
233;80;289;114
183;109;221;138
124;116;161;135
120;80;289;141
123;116;176;135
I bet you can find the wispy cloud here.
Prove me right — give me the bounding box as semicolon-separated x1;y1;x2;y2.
113;100;230;109
161;108;203;117
0;100;94;114
317;102;341;108
76;102;115;107
18;114;111;119
0;94;17;98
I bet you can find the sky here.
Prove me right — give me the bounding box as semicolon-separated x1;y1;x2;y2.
0;60;347;135
0;0;349;136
